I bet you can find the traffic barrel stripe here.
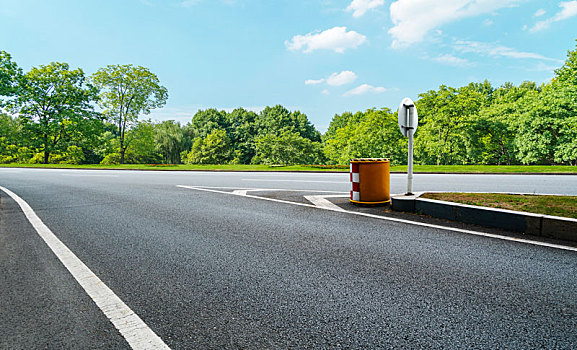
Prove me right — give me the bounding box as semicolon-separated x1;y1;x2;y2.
352;182;360;192
350;162;360;201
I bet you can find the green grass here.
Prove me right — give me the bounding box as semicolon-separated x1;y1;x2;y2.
1;163;577;173
0;163;348;172
389;164;577;173
421;192;577;219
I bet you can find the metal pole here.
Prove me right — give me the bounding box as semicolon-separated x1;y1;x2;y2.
406;104;413;195
407;127;413;195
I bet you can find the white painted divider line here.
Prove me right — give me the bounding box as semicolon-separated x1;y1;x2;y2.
0;186;170;350
62;174;119;177
188;185;348;194
177;185;577;252
304;195;347;211
243;178;348;184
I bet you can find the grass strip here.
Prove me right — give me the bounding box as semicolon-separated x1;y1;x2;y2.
421;192;577;219
1;163;577;173
0;163;344;172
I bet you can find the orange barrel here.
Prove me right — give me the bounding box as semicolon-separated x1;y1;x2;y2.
349;158;390;205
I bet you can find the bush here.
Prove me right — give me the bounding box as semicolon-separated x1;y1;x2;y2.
255;130;325;165
100;153;121;165
60;146;85;164
183;129;232;164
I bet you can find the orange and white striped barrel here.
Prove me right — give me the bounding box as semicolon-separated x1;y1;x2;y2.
350;158;390;205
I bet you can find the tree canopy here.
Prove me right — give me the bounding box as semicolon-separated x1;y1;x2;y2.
0;50;21;99
1;39;577;166
91;64;168;164
10;62;100;164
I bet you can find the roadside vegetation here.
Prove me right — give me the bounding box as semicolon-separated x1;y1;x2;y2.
421;192;577;219
1;40;577;168
2;163;577;174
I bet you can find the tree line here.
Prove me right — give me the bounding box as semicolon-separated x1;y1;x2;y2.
1;40;576;166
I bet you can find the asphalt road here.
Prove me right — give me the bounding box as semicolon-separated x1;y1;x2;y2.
1;168;576;349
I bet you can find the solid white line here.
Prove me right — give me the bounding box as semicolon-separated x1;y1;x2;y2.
232;190;248;195
242;178;348;184
304;195;346;211
177;185;577;252
184;185;348;194
62;174;119;177
0;186;170;350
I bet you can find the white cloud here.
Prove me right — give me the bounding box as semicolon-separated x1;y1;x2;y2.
343;84;387;96
326;71;358;86
305;78;325;85
305;71;358;87
529;1;577;32
347;0;385;17
388;0;522;48
533;8;546;17
454;40;563;62
433;54;474;67
286;26;367;53
321;89;330;95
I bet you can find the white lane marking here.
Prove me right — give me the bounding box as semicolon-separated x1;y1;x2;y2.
304;195;347;211
243;179;348;184
188;186;348;194
241;173;347;177
177;185;577;252
232;190;248;195
0;186;170;350
62;174;119;177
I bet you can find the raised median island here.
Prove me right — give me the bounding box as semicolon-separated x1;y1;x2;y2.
392;192;577;243
421;192;577;219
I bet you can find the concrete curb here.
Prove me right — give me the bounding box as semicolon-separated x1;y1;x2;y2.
391;193;577;243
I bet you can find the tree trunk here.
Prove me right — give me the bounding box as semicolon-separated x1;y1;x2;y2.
43;134;49;164
119;133;126;164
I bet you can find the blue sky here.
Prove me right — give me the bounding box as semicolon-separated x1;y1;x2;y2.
1;0;576;131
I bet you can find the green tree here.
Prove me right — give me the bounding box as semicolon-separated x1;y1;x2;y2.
184;129;232;164
12;62;99;164
512;41;577;165
0;113;21;145
255;130;324;165
226;108;258;164
98;121;161;164
550;40;577;164
463;82;539;165
190;109;228;139
0;50;21;100
154;120;186;164
323;108;404;165
258;105;321;142
555;39;577;86
91;64;168;164
415;83;490;165
323;111;361;141
128;120;161;163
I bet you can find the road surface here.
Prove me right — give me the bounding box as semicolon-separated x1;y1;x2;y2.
1;168;576;349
